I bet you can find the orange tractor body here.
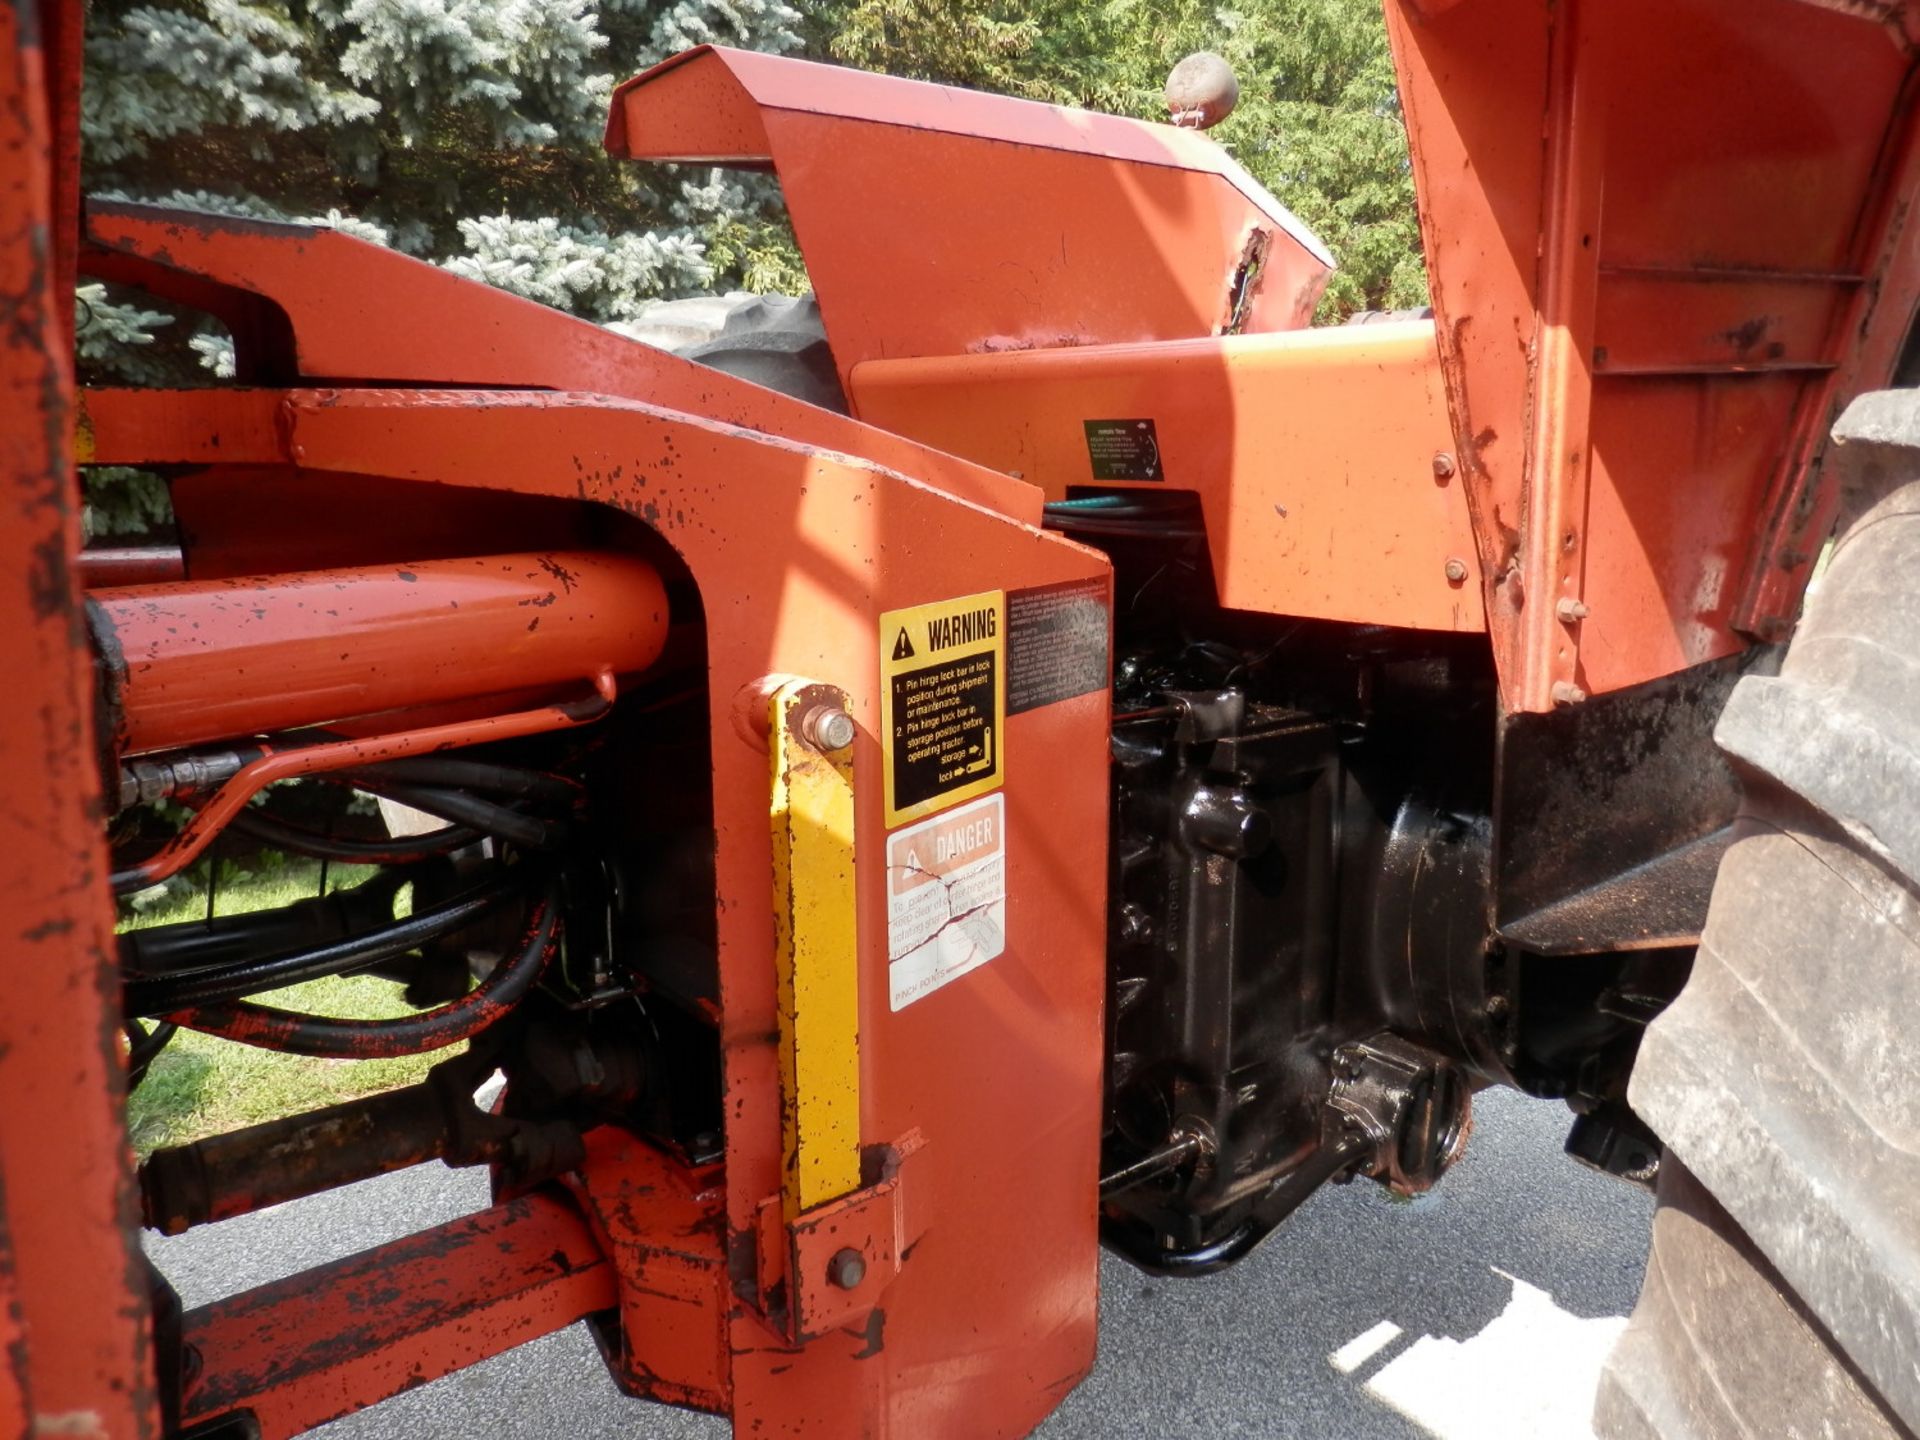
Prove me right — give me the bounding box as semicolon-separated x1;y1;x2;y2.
3;1;1918;1436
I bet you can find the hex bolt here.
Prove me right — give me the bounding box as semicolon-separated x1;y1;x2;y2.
1556;597;1590;624
1551;681;1588;706
1432;452;1457;482
800;705;857;753
1444;557;1470;585
826;1247;867;1290
1118;903;1154;945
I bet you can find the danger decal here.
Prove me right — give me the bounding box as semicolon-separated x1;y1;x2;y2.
886;793;1006;1010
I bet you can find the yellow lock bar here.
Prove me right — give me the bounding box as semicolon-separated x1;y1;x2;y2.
769;680;862;1217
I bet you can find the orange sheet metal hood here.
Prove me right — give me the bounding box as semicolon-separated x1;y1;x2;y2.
607;46;1335;384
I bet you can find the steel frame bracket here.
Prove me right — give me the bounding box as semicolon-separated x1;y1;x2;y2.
754;1129;930;1344
561;1126;731;1414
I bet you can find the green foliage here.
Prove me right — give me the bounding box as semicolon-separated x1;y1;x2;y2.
122;863;450;1154
814;0;1425;319
81;467;174;542
78;0;809;534
81;0;805;293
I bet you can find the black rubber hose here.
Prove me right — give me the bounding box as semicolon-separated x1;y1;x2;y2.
339;778;562;850
341;756;577;807
125;1019;177;1090
228;808;481;864
123;867;523;1017
1042;517;1206;542
170;885;561;1058
120;868;410;976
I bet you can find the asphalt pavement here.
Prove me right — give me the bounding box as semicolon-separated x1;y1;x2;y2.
149;1086;1653;1440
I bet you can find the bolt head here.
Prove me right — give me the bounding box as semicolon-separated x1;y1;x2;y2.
803;705;856;752
1432;452;1457;481
826;1247;867;1290
1556;597;1590;624
1550;680;1588;706
1444;557;1470;585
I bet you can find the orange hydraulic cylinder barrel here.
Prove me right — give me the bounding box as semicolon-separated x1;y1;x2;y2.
93;551;669;757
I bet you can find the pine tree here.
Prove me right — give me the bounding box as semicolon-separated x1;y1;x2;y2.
78;0;810;534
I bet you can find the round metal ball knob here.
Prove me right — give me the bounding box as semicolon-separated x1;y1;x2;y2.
1166;53;1240;130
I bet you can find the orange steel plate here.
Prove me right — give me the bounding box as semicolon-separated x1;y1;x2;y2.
91;381;1113;1438
852;321;1486;634
0;3;155;1433
608;47;1334;383
180;1193;617;1439
1386;0;1920;709
79;202;1040;526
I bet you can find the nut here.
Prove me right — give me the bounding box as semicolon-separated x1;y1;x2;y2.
1556;597;1590;624
1443;557;1470;585
1432;452;1457;482
800;705;856;752
826;1247;867;1290
1550;680;1588;706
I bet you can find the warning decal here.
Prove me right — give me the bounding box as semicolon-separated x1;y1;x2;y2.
879;588;1005;827
887;793;1006;1010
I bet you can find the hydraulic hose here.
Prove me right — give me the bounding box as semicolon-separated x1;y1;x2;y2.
342;756;578;807
168;884;561;1058
123;867;525;1018
228;808;482;864
118;868;411;976
338;777;563;851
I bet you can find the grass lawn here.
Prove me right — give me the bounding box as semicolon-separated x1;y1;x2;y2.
123;863;453;1155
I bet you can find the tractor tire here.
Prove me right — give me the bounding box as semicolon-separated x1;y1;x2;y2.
611;292;846;413
1594;389;1920;1440
609;292;847;412
679;293;846;413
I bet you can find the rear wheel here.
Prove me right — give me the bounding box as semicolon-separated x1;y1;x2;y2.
1596;390;1920;1440
612;292;846;412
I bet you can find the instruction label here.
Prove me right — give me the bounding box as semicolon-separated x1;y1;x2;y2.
880;589;1005;827
1007;577;1111;715
886;794;1006;1010
1083;418;1164;481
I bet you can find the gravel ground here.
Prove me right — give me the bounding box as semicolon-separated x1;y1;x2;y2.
149;1086;1653;1439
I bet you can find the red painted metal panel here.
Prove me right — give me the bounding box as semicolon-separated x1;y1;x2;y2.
0;2;156;1434
1386;0;1920;710
851;322;1487;634
78;205;1041;525
265;386;1112;1438
608;47;1334;388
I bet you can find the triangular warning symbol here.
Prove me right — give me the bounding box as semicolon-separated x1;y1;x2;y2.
891;627;916;661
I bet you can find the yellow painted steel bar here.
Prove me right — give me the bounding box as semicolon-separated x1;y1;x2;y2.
769;680;862;1218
